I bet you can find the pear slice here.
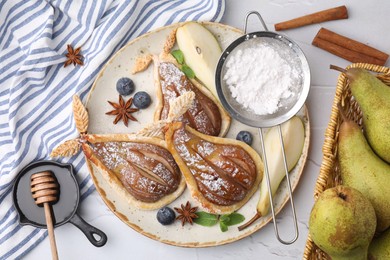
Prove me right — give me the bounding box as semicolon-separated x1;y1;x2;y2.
176;22;222;99
256;116;305;215
239;116;305;230
165;122;263;214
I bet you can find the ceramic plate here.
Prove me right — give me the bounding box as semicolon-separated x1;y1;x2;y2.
85;22;310;247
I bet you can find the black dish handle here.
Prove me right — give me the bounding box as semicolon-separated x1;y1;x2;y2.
69;213;107;247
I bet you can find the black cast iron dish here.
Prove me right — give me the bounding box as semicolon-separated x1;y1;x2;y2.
13;160;107;247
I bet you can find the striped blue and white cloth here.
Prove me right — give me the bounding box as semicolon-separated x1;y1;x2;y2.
0;0;225;258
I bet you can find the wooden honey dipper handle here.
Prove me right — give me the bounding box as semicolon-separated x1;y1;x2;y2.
44;203;58;260
31;171;59;260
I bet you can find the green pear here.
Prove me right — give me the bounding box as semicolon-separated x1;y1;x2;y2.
176;22;222;98
338;113;390;232
309;186;376;260
369;228;390;260
331;65;390;163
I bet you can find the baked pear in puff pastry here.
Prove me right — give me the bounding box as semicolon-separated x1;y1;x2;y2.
165;122;263;214
132;28;230;137
153;53;231;137
82;134;186;210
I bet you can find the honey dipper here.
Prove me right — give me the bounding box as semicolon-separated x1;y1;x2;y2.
31;171;59;260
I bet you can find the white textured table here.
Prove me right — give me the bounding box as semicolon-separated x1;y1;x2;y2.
27;0;390;259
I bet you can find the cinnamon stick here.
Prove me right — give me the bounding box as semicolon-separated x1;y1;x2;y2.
312;28;389;65
274;5;348;31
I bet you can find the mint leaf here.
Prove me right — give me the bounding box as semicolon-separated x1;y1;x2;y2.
193;211;245;232
181;65;195;79
223;213;245;226
171;50;184;64
219;214;230;223
193;211;218;227
220;221;228;232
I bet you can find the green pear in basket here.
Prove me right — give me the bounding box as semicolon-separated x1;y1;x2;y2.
309;186;376;260
238;116;305;230
331;65;390;164
368;227;390;260
337;104;390;232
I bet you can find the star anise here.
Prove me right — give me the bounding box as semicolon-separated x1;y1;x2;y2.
64;44;84;67
106;95;139;126
174;201;198;226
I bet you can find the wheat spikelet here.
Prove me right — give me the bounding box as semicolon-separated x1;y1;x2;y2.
136;120;168;138
72;95;88;134
163;28;177;54
136;91;195;138
167;91;195;121
50;139;81;157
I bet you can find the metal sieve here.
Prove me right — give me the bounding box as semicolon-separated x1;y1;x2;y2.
215;11;310;245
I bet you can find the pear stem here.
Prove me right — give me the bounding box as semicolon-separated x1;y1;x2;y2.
330;64;347;73
238;212;262;231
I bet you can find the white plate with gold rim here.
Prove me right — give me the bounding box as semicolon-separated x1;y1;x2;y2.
85;21;310;247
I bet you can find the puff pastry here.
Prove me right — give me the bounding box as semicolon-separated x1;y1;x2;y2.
165;122;263;214
83;134;186;210
153;52;231;137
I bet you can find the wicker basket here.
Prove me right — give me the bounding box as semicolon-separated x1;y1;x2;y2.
303;63;390;260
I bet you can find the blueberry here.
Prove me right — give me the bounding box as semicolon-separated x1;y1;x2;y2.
116;77;135;96
133;91;151;109
157;207;176;225
236;131;253;145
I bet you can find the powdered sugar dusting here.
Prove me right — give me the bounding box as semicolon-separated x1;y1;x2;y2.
158;62;221;136
91;141;181;202
223;37;302;115
172;126;257;206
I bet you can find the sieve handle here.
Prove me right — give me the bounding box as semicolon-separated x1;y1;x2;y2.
258;126;299;245
244;11;269;34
